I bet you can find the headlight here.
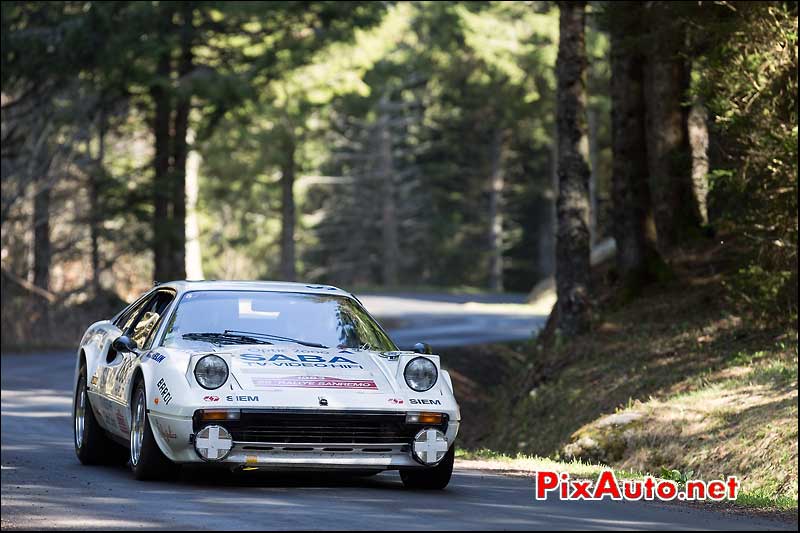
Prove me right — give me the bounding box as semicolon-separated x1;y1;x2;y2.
194;355;229;390
404;357;438;392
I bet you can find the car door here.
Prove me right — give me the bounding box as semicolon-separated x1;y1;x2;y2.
108;289;175;406
102;289;176;438
96;292;158;437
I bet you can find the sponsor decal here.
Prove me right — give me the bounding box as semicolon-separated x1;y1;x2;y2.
115;410;129;433
246;455;259;464
409;398;442;405
144;351;166;363
226;395;259;402
388;398;404;405
252;376;378;390
156;378;172;405
155;419;178;441
90;375;98;386
239;353;363;369
203;395;220;402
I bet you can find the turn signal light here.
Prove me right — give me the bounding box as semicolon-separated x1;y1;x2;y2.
407;412;444;425
197;409;240;421
419;412;444;424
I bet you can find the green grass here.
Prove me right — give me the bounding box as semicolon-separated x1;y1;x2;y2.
455;448;645;481
737;489;798;512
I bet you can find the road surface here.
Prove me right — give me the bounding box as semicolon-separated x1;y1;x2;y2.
358;292;549;348
1;349;791;530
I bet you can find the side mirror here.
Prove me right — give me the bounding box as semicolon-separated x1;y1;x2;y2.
112;335;138;353
413;342;432;355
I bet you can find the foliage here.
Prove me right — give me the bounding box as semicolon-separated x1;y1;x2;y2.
691;1;798;322
297;1;571;290
659;467;694;486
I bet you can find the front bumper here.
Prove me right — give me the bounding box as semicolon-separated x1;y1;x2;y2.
149;408;460;470
219;442;422;470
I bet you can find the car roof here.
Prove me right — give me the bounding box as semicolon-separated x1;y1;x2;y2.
156;280;353;298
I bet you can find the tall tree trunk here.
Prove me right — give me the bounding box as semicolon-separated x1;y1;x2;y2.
488;127;506;292
587;106;599;245
585;14;600;247
554;1;592;336
610;4;663;291
151;47;172;282
378;95;399;286
171;113;189;282
168;4;193;281
280;133;297;281
643;2;702;249
185;129;204;280
89;110;107;296
171;106;188;281
538;122;559;281
688;98;709;225
32;176;50;291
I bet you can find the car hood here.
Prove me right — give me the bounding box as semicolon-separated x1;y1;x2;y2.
220;345;398;394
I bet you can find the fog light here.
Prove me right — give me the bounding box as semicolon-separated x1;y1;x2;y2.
412;428;449;465
194;425;232;461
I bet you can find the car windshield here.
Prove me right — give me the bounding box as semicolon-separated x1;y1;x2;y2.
161;290;397;351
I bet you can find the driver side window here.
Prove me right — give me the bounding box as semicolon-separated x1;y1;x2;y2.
117;297;151;334
129;291;176;350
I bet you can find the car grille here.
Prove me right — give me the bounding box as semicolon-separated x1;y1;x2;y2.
194;409;448;445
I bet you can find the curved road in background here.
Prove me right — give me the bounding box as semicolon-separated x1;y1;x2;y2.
1;294;791;530
358;292;548;348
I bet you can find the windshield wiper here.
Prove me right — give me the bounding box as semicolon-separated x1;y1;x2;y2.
182;332;273;346
224;330;329;349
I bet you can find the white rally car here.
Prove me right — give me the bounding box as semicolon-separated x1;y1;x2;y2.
72;281;460;488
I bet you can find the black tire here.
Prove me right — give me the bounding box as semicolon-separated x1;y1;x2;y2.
400;445;455;490
74;364;126;465
129;379;178;481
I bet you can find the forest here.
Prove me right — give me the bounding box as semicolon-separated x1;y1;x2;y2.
0;0;796;352
3;1;794;347
1;0;798;511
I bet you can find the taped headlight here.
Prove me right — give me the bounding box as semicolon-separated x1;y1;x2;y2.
404;357;438;392
194;355;229;390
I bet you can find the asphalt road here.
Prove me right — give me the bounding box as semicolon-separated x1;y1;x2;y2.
358;292;548;348
1;349;792;530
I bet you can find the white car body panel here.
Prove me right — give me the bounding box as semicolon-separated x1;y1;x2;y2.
73;281;460;470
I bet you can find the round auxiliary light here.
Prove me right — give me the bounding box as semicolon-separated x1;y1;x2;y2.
194;424;232;461
412;428;449;465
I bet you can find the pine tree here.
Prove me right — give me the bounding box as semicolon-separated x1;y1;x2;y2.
554;0;591;335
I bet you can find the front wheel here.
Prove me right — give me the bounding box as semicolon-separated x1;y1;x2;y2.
129;379;178;481
400;445;455;489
